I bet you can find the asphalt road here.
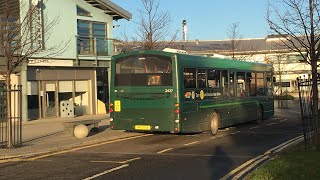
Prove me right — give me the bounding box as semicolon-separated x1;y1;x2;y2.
0;115;302;180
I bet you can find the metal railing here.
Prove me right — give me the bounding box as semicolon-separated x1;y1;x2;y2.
76;36;113;56
0;85;22;148
297;76;319;147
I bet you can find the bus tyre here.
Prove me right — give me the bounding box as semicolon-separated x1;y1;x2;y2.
210;112;219;135
256;106;263;124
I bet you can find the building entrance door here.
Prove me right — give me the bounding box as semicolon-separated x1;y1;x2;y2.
42;81;58;118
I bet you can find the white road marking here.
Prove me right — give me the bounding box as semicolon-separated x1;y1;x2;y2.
83;164;129;180
90;157;141;164
280;119;288;123
210;134;226;139
157;148;173;154
267;122;278;126
184;141;199;146
230;131;240;135
249;126;259;130
120;157;141;164
90;160;122;164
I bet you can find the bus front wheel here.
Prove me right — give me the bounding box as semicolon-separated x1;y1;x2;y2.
210;112;219;135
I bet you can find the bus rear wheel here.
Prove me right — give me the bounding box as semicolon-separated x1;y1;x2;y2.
210;112;219;135
256;106;263;124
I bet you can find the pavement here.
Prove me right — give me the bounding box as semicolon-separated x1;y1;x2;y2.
0;100;302;160
0;114;142;160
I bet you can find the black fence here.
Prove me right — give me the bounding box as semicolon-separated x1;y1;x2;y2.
0;85;22;148
297;76;318;147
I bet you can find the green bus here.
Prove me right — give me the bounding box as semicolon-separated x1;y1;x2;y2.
109;50;274;135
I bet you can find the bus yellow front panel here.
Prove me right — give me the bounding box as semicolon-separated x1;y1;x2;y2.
114;100;121;112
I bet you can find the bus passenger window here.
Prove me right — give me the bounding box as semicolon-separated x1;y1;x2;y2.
248;72;256;96
229;72;235;97
236;72;246;97
197;69;206;88
183;68;196;88
221;70;229;98
208;69;220;88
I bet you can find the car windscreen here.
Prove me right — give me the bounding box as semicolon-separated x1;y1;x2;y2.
115;55;173;86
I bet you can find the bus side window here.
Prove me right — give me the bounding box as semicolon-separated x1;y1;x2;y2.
208;69;222;97
229;71;235;98
248;72;256;96
236;72;246;97
197;69;206;88
208;69;220;88
221;70;229;98
183;68;196;88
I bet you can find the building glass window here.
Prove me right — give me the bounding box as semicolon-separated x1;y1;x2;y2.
256;72;265;96
58;81;73;101
77;20;109;56
266;72;273;96
77;6;91;16
75;80;89;115
27;81;39;120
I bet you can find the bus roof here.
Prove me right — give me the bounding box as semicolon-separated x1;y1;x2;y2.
113;50;271;72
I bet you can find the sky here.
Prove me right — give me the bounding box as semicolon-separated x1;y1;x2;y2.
112;0;271;41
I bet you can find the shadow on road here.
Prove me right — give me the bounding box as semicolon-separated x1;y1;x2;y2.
210;146;233;180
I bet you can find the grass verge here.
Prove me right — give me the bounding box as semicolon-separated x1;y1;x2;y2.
247;145;320;180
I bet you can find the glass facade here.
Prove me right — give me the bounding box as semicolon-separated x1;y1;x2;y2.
27;80;90;119
77;20;110;56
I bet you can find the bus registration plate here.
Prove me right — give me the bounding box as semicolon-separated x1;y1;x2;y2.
134;125;151;130
114;100;121;112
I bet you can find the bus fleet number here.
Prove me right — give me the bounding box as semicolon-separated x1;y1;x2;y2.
165;89;173;93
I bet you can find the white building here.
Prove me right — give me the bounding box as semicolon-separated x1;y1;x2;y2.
0;0;131;121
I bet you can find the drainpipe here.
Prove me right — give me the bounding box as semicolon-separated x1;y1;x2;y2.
21;61;28;122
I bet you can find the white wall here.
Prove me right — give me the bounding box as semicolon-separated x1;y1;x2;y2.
20;0;113;59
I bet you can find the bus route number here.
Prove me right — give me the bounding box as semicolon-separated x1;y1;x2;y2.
165;89;173;93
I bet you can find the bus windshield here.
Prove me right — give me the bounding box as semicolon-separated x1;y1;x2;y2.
115;55;173;86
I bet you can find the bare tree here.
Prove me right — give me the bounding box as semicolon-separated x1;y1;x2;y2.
0;0;66;147
136;0;178;50
227;22;242;59
267;0;320;148
266;55;290;108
